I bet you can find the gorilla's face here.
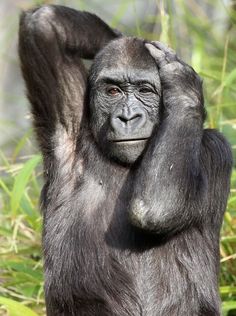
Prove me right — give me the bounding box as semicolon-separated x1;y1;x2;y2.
89;37;161;165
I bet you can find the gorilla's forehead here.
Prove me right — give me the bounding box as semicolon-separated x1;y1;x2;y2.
101;37;157;68
92;37;160;86
96;67;159;88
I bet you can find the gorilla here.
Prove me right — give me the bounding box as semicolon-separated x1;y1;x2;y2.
18;5;232;316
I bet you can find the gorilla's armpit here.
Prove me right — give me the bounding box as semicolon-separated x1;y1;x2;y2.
19;5;232;316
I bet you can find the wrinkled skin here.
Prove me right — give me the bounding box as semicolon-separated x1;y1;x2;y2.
19;5;232;316
89;38;161;164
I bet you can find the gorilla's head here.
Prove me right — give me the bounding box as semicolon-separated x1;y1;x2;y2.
89;37;161;165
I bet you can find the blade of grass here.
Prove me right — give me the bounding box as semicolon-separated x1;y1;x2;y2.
11;155;42;216
0;296;39;316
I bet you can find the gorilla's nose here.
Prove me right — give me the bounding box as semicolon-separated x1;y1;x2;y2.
111;107;146;133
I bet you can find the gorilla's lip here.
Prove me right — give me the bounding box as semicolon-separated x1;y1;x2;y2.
112;138;148;144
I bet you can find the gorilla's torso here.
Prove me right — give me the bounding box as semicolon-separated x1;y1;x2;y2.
42;158;219;316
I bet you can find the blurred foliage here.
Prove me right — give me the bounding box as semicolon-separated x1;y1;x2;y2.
0;0;236;315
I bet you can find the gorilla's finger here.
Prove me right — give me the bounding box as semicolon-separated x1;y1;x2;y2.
151;41;177;62
145;43;167;67
151;41;175;54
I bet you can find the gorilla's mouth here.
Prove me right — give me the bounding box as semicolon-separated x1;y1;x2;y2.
113;138;148;144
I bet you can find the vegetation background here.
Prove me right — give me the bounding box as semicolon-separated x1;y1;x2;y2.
0;0;235;315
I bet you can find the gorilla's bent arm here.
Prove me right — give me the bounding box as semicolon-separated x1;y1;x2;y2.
19;5;119;161
129;43;232;236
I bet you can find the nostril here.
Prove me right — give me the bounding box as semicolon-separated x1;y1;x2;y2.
118;115;128;123
131;114;142;123
118;114;142;124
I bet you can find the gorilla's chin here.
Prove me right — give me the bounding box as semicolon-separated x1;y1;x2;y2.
110;139;148;164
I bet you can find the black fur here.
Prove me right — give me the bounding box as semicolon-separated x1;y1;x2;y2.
18;5;232;316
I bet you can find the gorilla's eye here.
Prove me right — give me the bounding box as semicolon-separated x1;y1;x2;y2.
107;86;121;96
139;87;153;94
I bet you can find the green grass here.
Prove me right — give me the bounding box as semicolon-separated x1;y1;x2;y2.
0;0;236;315
0;146;44;315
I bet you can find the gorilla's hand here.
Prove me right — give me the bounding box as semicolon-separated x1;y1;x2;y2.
145;42;204;116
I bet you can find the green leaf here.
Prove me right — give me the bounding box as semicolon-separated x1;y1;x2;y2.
222;300;236;315
11;155;42;215
224;69;236;87
221;236;236;243
198;70;221;81
12;130;33;162
160;9;170;44
220;286;236;295
0;296;39;316
191;38;204;73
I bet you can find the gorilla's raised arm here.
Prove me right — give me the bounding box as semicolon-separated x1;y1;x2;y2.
129;42;232;236
19;5;119;162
